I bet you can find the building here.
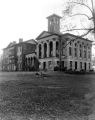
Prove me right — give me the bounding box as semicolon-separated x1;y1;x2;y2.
0;54;3;71
2;13;92;72
36;14;92;71
16;38;39;71
2;41;17;71
2;39;39;71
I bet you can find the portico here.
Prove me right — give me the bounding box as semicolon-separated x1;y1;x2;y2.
37;34;59;70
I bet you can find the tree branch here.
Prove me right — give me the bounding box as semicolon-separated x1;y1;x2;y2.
69;13;93;20
61;28;94;33
63;29;92;49
69;1;93;15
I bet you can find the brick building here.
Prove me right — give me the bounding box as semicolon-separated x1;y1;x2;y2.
16;39;39;71
2;39;39;71
2;41;17;71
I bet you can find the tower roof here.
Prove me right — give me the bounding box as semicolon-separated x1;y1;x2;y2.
47;14;62;19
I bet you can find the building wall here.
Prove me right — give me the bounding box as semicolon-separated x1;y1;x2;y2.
61;34;92;71
2;44;17;71
16;42;37;71
37;33;92;71
37;35;59;70
25;53;39;71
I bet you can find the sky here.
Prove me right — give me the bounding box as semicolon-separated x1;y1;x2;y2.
0;0;63;54
0;0;94;55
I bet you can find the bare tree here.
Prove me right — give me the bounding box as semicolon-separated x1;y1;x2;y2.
62;0;95;39
59;0;95;71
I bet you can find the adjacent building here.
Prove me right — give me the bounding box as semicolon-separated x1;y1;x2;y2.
2;39;39;71
2;41;17;71
16;38;39;71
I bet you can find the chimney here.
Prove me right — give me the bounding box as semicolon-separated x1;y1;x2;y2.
19;38;23;43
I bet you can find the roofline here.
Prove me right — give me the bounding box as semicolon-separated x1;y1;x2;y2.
3;44;17;50
36;31;62;40
47;14;62;19
3;41;36;50
62;33;93;42
24;39;37;43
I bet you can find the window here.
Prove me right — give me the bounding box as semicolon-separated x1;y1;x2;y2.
70;61;72;69
39;44;42;58
79;44;82;57
80;62;82;70
74;48;77;57
49;41;53;57
44;43;47;58
88;51;91;59
43;62;46;69
84;50;86;58
84;63;86;70
57;61;59;65
75;43;77;47
75;62;77;70
62;48;65;56
74;43;77;57
56;41;59;57
62;61;64;68
80;49;82;57
69;47;72;56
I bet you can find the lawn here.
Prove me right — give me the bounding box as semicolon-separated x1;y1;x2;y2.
0;72;94;119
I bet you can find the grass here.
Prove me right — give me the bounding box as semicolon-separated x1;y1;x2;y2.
0;72;94;119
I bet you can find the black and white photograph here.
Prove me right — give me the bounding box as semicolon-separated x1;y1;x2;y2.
0;0;95;119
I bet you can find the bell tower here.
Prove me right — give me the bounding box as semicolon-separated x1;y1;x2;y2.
47;14;61;33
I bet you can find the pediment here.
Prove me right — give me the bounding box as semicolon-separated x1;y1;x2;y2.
36;31;52;40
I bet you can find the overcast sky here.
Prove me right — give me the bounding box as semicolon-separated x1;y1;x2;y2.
0;0;64;54
0;0;94;55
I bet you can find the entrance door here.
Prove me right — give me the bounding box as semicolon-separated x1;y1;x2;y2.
43;62;46;70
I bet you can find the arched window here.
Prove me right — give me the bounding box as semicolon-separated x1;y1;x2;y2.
49;41;53;57
56;41;59;57
28;58;30;65
69;41;72;56
39;44;42;58
84;45;87;58
74;43;77;57
44;43;47;58
79;44;82;57
31;57;32;64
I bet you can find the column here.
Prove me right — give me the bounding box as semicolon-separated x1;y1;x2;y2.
53;40;56;57
77;61;80;71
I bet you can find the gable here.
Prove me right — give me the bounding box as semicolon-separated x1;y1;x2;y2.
36;31;52;40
